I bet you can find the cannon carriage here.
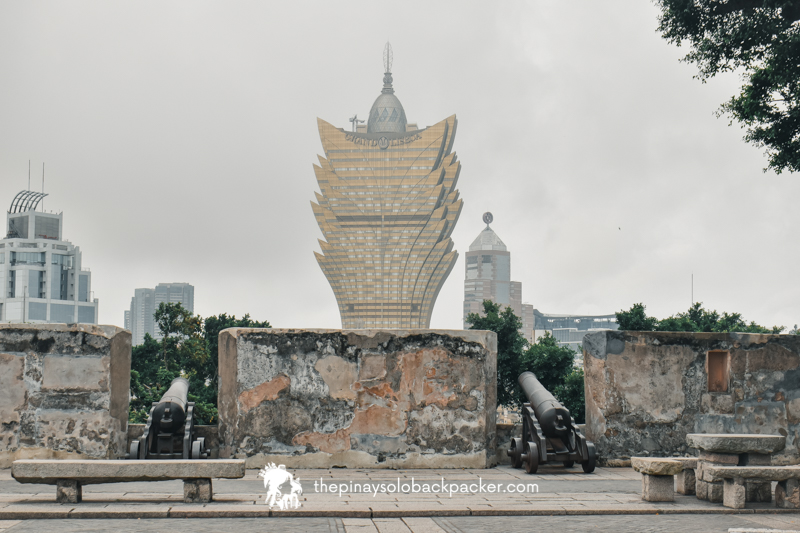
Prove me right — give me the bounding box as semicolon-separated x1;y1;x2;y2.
128;377;209;460
507;372;596;474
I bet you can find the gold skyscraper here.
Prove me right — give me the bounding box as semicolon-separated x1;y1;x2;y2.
311;44;463;329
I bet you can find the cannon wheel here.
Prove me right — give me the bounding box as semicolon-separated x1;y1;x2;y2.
563;460;574;468
582;443;597;473
508;438;523;468
129;440;140;460
524;441;539;474
191;440;202;459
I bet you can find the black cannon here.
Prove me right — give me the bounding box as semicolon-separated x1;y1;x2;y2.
507;371;596;474
128;377;208;460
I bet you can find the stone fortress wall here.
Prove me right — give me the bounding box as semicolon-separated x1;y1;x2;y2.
0;324;131;467
583;330;800;465
217;328;498;469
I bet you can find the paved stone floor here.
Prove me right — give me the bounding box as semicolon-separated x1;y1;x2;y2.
0;515;798;532
0;465;798;531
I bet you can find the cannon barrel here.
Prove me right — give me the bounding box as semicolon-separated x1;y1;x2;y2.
518;372;572;440
151;377;189;434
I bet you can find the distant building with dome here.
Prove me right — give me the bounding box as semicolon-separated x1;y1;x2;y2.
463;214;619;352
311;43;462;329
463;216;535;341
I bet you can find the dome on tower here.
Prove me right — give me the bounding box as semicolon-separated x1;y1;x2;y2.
469;226;507;252
367;42;407;134
367;92;407;134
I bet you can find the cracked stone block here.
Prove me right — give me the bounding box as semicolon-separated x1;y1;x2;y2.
708;481;724;503
746;481;772;502
184;478;212;503
741;453;771;466
676;468;696;495
698;451;739;465
776;479;800;509
696;478;708;500
56;479;81;503
723;478;746;509
641;473;674;502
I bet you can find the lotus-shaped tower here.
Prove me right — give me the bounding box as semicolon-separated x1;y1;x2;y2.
311;44;463;328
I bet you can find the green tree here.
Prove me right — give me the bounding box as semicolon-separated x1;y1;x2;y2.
655;0;800;174
520;331;584;423
466;301;583;420
129;305;271;425
554;367;586;425
616;302;784;333
130;303;216;424
518;332;575;404
615;303;659;330
466;300;526;407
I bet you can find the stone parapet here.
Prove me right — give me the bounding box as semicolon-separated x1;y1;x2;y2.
217;328;497;469
0;324;131;467
583;330;800;464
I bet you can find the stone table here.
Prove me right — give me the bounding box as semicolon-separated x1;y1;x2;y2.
686;433;785;504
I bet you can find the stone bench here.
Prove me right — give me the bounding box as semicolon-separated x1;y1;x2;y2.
702;466;800;509
11;459;246;504
687;434;785;504
632;457;687;502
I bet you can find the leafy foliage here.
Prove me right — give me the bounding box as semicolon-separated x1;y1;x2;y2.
466;300;526;408
129;304;271;425
554;367;586;425
467;300;584;423
615;303;659;331
617;302;784;333
656;0;800;173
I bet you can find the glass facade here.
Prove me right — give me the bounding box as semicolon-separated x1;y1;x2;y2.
50;303;74;323
8;216;28;239
78;305;95;323
29;301;47;321
78;274;89;302
34;215;59;240
11;252;45;265
313;112;462;329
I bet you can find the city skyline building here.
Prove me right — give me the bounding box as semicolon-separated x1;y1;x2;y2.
125;282;194;345
311;44;463;329
462;213;534;341
0;190;98;324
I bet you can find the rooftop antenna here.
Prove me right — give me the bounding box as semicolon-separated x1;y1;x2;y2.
381;42;394;95
349;114;364;132
41;162;45;211
28;160;30;190
383;42;393;74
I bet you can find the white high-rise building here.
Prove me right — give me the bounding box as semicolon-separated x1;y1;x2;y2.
463;214;534;341
0;191;99;324
125;283;194;345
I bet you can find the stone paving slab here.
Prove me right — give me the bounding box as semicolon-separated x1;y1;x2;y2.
0;465;798;520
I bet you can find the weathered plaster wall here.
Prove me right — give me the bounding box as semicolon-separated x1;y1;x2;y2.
0;324;131;467
583;331;800;465
218;329;497;469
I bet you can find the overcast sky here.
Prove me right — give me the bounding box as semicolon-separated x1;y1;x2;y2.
1;1;798;333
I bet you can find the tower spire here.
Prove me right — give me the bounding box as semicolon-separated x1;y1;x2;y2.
382;42;394;94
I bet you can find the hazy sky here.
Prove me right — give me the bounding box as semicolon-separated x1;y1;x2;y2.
1;1;798;332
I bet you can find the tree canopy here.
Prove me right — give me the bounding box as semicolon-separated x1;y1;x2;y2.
129;304;270;425
466;300;585;422
656;0;800;174
616;302;784;333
